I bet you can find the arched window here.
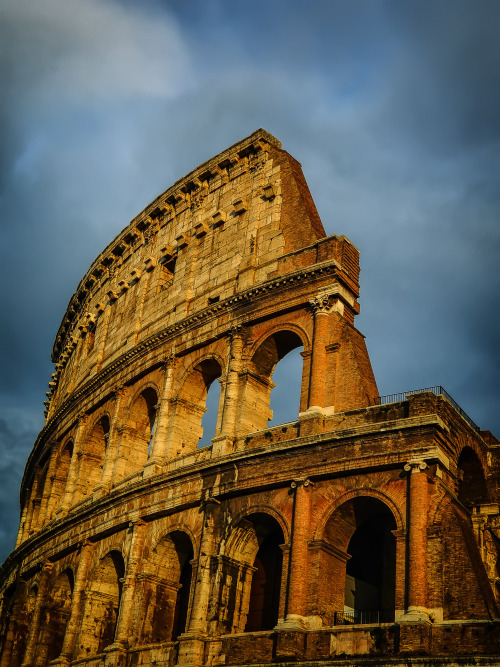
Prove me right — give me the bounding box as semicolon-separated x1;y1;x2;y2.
141;531;194;644
79;551;124;657
79;416;110;497
37;568;74;662
198;377;222;448
29;454;50;534
0;584;19;666
222;512;284;633
245;520;284;631
322;497;397;625
13;585;37;667
241;331;304;434
128;387;158;468
268;345;304;426
173;359;222;453
457;447;489;508
49;441;73;517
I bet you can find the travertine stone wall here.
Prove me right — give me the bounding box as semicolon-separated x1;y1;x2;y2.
1;130;499;667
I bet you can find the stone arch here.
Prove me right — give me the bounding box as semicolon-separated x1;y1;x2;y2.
314;488;404;541
37;567;74;663
316;493;399;626
238;328;307;434
152;523;199;561
77;414;110;499
225;505;290;549
170;357;224;453
78;550;125;657
0;581;26;667
124;385;159;472
457;446;489;508
218;511;285;634
28;452;51;535
46;439;74;518
10;583;37;667
139;530;195;645
246;323;311;360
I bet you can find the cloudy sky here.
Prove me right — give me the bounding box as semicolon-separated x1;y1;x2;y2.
1;0;499;562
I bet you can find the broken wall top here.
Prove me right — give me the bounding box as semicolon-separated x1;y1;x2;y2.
51;129;358;364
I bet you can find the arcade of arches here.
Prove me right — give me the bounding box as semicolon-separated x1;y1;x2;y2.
19;328;308;537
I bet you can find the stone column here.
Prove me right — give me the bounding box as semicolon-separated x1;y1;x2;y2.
147;356;176;464
55;540;94;664
403;460;429;620
99;386;127;488
212;328;244;457
177;497;221;666
233;563;257;633
283;478;314;628
112;520;148;648
60;415;87;511
307;296;331;410
220;329;244;439
21;561;53;667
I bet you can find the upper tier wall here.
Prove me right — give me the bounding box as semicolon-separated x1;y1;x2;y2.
47;129;359;418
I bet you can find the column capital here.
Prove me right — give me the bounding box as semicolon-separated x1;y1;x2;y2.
78;538;93;551
41;560;54;574
161;351;177;369
290;477;314;489
404;460;428;473
200;495;221;511
309;294;333;315
112;384;127;398
76;413;88;426
228;323;244;340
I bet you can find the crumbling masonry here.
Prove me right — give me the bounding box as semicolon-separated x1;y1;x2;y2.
1;129;500;667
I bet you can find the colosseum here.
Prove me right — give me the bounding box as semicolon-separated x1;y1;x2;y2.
1;129;499;667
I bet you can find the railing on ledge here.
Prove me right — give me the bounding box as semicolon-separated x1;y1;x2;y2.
375;385;480;433
334;609;395;625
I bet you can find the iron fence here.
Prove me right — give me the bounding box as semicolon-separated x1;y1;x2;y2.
334;609;395;625
375;385;480;433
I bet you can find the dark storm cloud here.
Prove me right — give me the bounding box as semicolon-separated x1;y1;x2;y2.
1;0;499;561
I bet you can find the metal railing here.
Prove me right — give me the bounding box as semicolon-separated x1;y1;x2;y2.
334;609;395;625
375;385;480;433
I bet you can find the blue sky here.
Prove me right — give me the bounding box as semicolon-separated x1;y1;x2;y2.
1;0;499;561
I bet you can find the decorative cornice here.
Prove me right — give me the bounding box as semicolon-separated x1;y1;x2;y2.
32;258;345;487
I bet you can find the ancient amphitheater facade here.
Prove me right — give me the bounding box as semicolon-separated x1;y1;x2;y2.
1;129;499;667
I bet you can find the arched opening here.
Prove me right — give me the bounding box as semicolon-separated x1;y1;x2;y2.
142;531;194;644
458;447;489;508
321;497;397;625
78;551;124;657
29;452;50;533
268;346;304;426
52;441;73;516
171;546;193;639
0;583;22;667
38;568;74;663
221;512;284;633
241;331;304;434
198;378;222;448
128;388;158;469
245;521;283;631
173;359;222;453
79;416;110;498
13;585;37;667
